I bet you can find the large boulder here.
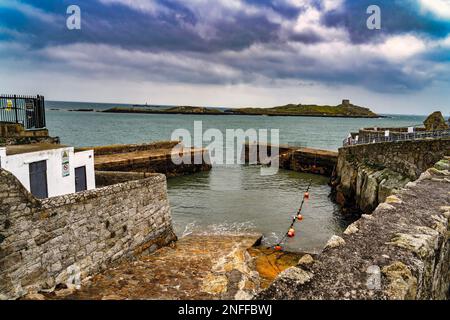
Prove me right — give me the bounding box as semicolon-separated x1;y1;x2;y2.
423;111;449;131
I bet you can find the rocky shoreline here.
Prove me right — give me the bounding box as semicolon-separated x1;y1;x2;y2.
257;158;450;300
331;138;450;215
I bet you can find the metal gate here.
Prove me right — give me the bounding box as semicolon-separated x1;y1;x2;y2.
0;94;46;130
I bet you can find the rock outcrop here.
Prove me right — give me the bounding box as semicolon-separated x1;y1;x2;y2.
423;111;449;131
336;163;411;214
332;138;450;214
257;159;450;300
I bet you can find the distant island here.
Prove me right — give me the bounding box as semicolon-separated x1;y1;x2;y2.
68;108;95;112
104;106;223;115
229;100;380;118
102;100;381;118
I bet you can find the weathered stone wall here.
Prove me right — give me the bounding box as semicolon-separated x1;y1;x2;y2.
0;123;60;146
95;148;212;178
243;143;337;177
75;141;179;156
287;149;337;176
333;138;450;213
0;169;177;300
258;159;450;300
95;171;158;187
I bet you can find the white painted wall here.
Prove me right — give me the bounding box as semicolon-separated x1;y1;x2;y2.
2;147;96;198
0;147;6;169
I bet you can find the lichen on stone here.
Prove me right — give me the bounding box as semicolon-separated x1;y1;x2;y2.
387;228;439;259
434;160;450;171
382;262;417;300
298;254;314;267
375;203;395;212
201;274;229;295
344;223;359;235
277;267;313;285
324;235;346;249
428;167;450;177
385;195;402;204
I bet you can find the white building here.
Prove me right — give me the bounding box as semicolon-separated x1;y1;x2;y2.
0;144;95;199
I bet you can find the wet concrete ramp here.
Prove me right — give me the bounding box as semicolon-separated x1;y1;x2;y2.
42;234;304;300
51;235;261;300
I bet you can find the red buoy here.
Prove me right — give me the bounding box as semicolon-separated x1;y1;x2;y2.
288;228;295;238
304;192;310;199
275;245;282;251
297;214;304;221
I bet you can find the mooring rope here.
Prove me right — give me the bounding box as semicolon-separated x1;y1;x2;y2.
274;179;312;251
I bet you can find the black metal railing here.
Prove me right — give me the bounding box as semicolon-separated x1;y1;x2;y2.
343;129;450;147
0;94;46;130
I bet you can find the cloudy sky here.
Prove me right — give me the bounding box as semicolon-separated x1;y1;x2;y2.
0;0;449;114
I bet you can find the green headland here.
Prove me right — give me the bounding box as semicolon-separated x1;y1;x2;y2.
103;100;381;118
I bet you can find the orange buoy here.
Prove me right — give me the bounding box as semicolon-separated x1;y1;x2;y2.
304;192;310;199
275;245;282;251
288;228;295;237
297;214;303;221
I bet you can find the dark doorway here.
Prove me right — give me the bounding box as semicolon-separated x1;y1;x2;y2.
29;160;48;199
75;166;87;192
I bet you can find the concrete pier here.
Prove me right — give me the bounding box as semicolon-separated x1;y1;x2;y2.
243;143;338;177
77;141;212;178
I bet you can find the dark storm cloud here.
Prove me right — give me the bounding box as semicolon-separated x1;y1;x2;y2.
0;0;449;93
1;0;284;52
322;0;450;43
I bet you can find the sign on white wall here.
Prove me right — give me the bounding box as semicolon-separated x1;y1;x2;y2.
62;151;70;177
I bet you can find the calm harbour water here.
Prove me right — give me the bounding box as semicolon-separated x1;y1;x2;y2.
46;102;425;253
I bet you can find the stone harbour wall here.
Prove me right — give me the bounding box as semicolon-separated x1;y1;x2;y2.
258;158;450;300
286;148;337;177
243;143;338;177
0;123;60;146
95;148;212;178
0;169;177;300
95;171;159;187
75;141;179;156
332;138;450;214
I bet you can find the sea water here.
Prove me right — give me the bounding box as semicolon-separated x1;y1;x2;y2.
46;102;425;252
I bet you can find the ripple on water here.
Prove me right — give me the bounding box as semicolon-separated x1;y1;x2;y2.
180;221;259;238
44;110;423;252
169;165;349;253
